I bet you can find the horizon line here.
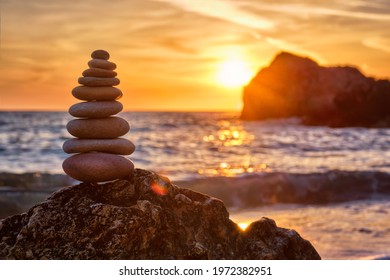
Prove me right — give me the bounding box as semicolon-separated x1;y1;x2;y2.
0;108;241;113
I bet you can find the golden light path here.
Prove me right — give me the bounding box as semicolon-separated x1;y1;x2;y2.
198;123;271;177
216;58;253;87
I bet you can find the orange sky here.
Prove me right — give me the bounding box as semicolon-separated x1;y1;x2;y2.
0;0;389;111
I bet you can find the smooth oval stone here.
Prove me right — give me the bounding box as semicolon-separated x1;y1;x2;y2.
88;59;116;70
82;68;117;78
78;77;120;87
67;117;129;139
72;86;123;101
63;138;135;155
91;50;110;60
63;153;134;182
69;101;123;118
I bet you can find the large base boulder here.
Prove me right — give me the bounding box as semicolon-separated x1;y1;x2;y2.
0;169;320;260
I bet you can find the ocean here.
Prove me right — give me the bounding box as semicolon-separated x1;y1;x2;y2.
1;111;390;259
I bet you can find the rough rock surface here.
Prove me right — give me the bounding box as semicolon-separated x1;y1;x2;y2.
0;169;320;260
241;52;390;127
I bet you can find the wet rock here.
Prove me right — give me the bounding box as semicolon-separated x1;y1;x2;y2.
0;169;320;260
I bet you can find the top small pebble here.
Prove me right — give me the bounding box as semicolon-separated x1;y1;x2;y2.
91;49;110;60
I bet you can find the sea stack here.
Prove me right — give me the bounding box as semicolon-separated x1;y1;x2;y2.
63;50;135;182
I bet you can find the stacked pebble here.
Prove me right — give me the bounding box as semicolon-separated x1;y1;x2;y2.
62;50;135;182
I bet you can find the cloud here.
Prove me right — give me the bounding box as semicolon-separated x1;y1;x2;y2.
237;0;390;20
0;0;265;110
152;0;275;30
247;2;390;21
362;37;390;53
1;0;389;110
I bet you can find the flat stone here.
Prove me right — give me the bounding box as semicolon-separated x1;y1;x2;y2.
82;68;117;78
88;59;116;70
72;86;122;101
69;101;123;118
62;153;134;182
78;77;120;87
67;117;130;139
91;50;110;60
63;138;135;155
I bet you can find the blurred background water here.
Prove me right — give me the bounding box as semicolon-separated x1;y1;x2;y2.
1;111;390;178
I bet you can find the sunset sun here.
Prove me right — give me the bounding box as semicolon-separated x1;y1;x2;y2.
217;59;253;87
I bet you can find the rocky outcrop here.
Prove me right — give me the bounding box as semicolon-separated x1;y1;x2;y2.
0;169;320;260
241;52;390;127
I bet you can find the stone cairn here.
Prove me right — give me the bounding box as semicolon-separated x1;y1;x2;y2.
63;50;135;182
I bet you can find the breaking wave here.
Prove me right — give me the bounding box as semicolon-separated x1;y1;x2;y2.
176;170;390;207
1;170;390;217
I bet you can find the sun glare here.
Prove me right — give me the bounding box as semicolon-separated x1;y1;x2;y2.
217;59;253;87
238;222;249;231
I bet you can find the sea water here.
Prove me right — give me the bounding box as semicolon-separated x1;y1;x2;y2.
2;111;390;177
1;111;390;259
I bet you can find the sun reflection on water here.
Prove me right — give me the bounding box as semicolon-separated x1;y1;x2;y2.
198;162;270;177
203;121;255;147
199;120;271;177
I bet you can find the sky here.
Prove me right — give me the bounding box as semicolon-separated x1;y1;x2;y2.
0;0;389;111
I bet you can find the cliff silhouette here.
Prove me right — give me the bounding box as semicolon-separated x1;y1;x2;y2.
241;52;390;127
